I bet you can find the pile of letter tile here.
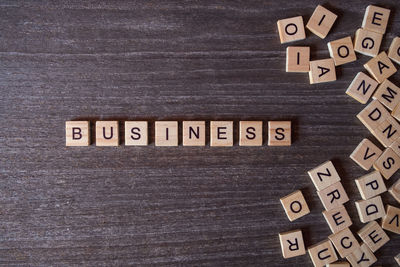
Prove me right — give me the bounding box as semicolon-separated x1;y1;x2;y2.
277;4;400;266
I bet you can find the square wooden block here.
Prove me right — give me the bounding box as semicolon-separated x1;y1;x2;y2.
322;205;352;234
279;229;306;259
373;79;400;111
346;243;377;267
357;99;390;133
381;205;400;234
355;195;385;223
239;121;262;146
372;116;400;147
388;37;400;65
183;121;206;146
308;161;341;191
354;28;383;57
268;121;291;146
306;5;337;39
286;46;310;72
317;181;349;211
345;72;378;104
125;121;148;146
364;52;397;84
350;138;382;171
362;5;390;34
357;220;389;252
308;239;338;267
65;121;90;146
326;262;350;267
373;147;400;179
95;121;119;146
280;190;310;221
355;171;387;200
277;16;306;44
328;36;357;66
155;121;178;146
389;178;400;203
329;228;360;258
309;58;336;84
210;121;233;146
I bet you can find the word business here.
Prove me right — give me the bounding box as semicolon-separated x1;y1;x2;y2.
65;120;292;147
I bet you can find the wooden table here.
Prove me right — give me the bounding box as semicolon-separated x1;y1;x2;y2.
1;0;399;266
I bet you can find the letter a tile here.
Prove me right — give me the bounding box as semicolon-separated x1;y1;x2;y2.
309;59;336;84
364;52;397;84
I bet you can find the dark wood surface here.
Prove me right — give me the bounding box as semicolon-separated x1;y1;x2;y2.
1;0;400;266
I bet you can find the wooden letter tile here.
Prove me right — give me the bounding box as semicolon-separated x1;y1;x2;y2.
279;229;306;258
328;36;357;66
280;190;310;222
388;37;400;65
306;5;337;39
239;121;262;146
356;99;390;133
326;262;350;267
65;121;90;146
357;221;389;252
308;161;341;191
355;196;385;223
183;121;206;146
125;121;148;146
308;239;338;267
381;205;400;234
372;79;400;111
317;181;349;210
323;205;352;234
362;5;390;34
95;121;119;146
375;115;400;148
373;147;400;179
329;228;360;258
309;58;336;84
286;46;310;72
364;52;397;84
355;171;387;200
210;121;233;147
268;121;291;146
389;178;400;203
350;138;382;171
354;28;383;57
372;116;400;147
155;121;178;146
346;243;377;267
346;72;378;104
277;16;306;44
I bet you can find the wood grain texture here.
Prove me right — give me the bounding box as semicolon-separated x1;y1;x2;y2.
1;0;400;266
